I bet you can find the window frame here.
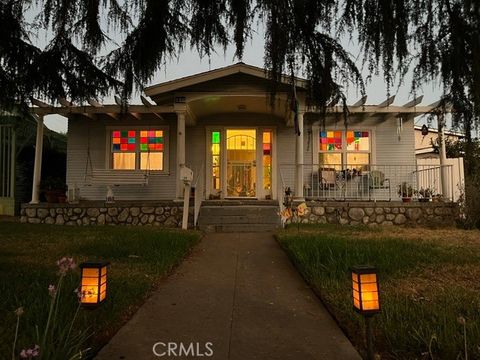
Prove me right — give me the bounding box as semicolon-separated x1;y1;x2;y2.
313;126;376;169
106;126;170;173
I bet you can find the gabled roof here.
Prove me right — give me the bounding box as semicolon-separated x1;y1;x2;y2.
144;62;308;97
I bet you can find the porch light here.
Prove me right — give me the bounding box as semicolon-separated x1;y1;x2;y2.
79;261;109;307
351;265;380;360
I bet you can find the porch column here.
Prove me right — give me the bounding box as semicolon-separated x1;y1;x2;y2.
295;112;305;199
30;115;44;204
176;111;186;199
437;113;449;199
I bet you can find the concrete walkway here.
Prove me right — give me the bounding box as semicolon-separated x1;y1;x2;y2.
96;233;361;360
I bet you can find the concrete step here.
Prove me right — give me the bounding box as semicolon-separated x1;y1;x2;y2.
198;204;281;232
200;224;280;233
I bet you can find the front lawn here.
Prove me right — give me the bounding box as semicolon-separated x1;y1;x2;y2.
277;225;480;359
0;223;201;358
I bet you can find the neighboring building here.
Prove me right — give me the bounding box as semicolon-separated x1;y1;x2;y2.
414;125;465;201
415;125;464;158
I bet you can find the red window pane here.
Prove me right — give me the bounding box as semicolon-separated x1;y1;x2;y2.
128;144;135;151
120;144;128;151
140;137;147;143
121;138;128;144
113;131;120;138
128;131;135;137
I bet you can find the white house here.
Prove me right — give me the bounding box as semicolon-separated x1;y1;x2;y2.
23;63;459;228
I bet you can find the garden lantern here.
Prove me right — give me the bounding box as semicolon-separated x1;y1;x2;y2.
351;265;380;360
79;261;109;307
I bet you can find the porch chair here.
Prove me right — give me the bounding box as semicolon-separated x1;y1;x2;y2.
368;170;391;201
320;168;336;189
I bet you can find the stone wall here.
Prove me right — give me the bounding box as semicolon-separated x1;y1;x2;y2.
20;202;193;227
289;201;459;227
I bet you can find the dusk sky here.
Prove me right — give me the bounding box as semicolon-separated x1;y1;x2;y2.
35;17;443;133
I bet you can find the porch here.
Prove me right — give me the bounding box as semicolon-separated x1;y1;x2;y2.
280;163;457;202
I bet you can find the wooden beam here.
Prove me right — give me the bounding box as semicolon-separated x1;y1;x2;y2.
58;97;73;107
403;95;423;108
141;94;164;121
352;95;368;107
31;104;175;116
31;98;51;108
378;95;396;107
88;98;103;107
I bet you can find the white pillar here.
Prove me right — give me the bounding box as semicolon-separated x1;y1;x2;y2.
176;111;186;199
30;115;44;204
295;112;304;199
438;113;449;199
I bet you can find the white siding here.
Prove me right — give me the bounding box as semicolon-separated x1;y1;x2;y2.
67;116;176;201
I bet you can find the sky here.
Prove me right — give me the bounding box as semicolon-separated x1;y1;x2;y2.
38;15;443;134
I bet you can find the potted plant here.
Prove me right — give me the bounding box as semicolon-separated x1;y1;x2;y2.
416;188;434;202
41;177;67;203
398;182;414;202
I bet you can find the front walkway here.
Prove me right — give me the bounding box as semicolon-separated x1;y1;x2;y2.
96;233;360;360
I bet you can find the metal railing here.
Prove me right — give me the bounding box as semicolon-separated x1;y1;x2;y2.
279;164;455;202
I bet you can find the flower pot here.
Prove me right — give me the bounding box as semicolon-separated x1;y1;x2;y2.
402;197;412;203
418;198;431;203
44;190;59;203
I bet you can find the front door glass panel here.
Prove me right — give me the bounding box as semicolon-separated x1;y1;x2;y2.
226;129;256;197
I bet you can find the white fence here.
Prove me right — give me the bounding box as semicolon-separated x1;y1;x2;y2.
279;163;455;202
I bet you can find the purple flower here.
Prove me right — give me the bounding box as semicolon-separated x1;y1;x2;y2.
57;257;76;275
14;307;24;317
20;345;40;359
48;284;57;298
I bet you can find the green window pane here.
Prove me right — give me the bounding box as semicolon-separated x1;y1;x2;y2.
212;131;220;144
121;130;128;137
140;144;148;151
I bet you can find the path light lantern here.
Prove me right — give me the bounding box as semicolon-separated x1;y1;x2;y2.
79;261;109;308
351;265;380;360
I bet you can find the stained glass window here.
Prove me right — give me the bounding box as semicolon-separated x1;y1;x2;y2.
320;131;342;151
346;131;370;151
263;131;272;191
140;130;164;152
111;129;166;171
211;131;221;190
112;130;136;152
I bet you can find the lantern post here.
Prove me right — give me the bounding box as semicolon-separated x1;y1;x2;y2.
79;261;110;308
351;265;380;360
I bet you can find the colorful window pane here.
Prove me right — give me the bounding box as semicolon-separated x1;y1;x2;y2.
263;131;272;191
212;131;220;144
346;131;370;151
112;130;136;152
211;131;221;190
320;131;342;151
140;130;164;152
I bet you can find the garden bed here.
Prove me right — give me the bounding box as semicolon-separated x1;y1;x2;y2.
0;223;201;358
277;225;480;359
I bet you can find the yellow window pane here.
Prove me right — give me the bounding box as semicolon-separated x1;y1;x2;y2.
347;153;370;167
263;132;271;143
212;144;220;155
319;153;342;169
141;152;163;171
155;130;163;137
113;153;136;170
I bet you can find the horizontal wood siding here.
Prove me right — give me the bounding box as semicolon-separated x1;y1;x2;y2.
67;116;176;201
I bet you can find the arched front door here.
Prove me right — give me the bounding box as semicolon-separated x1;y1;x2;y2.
207;128;274;200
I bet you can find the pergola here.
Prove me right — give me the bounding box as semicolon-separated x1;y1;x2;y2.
28;94;449;203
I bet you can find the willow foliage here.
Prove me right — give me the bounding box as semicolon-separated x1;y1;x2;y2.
0;0;479;132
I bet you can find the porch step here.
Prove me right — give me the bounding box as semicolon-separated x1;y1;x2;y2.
198;203;281;232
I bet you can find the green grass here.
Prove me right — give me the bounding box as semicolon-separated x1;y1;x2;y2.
0;223;201;358
277;225;480;360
